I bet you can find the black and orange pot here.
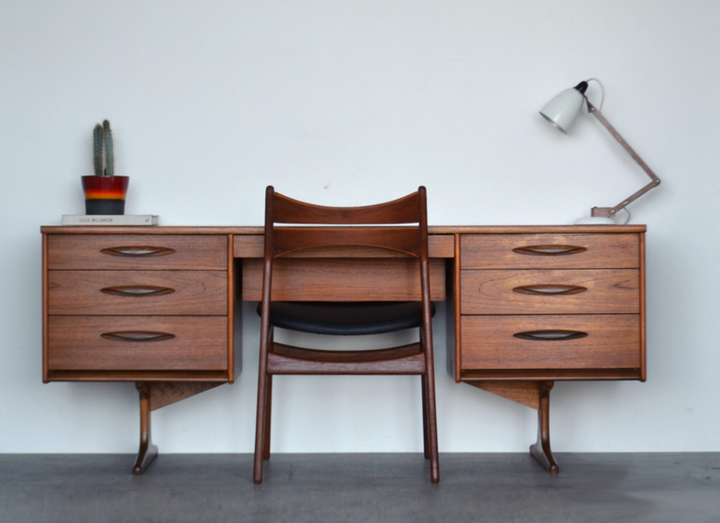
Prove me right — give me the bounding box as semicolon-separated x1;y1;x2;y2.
82;175;129;215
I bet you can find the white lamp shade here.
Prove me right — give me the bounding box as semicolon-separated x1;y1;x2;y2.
539;87;585;133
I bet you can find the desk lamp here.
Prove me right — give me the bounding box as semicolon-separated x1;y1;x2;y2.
540;79;661;224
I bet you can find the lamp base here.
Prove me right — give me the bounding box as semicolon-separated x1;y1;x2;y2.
574;216;616;225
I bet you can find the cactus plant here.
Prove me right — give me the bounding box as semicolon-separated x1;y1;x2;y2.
83;119;128;214
93;124;103;176
93;119;114;177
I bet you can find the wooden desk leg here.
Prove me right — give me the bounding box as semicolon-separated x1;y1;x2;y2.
529;381;559;474
133;382;158;475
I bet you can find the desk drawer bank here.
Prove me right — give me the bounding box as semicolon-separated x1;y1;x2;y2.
41;225;645;475
42;227;242;474
444;225;645;473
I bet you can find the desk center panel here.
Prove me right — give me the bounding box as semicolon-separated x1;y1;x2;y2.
241;258;447;302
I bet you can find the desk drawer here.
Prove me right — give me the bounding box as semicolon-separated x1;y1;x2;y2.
47;235;228;270
461;234;640;270
461;269;639;315
47;316;227;371
48;271;228;316
461;315;640;370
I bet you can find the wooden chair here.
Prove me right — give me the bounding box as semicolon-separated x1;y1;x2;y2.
254;186;439;483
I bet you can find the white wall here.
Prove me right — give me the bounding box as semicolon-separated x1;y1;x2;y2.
1;0;719;454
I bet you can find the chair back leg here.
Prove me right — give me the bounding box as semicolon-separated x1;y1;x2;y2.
254;327;272;483
421;328;439;483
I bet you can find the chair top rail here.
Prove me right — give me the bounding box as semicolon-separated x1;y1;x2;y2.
272;227;421;258
271;188;423;225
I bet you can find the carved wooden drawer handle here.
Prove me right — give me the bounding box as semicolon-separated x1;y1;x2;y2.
100;246;176;257
100;286;175;297
513;245;587;256
513;285;587;296
101;331;176;342
513;330;588;341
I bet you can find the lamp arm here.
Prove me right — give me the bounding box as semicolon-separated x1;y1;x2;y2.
586;101;662;218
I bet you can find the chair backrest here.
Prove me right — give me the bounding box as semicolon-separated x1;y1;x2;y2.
263;186;429;259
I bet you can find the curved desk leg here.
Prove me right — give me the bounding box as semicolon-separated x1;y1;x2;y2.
529;381;559;474
133;382;158;475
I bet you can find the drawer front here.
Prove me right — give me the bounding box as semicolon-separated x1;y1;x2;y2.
461;315;640;370
461;269;639;315
461;234;640;270
47;235;228;270
48;271;228;316
47;316;227;371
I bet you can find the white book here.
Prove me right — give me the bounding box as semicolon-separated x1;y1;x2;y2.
61;215;159;226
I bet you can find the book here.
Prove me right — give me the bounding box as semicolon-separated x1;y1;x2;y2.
61;215;159;226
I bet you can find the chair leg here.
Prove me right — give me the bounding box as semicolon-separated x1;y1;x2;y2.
421;331;439;483
424;372;439;483
254;369;269;483
421;375;430;459
263;374;273;460
254;325;273;484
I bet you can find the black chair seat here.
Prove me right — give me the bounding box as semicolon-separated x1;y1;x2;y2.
259;301;436;336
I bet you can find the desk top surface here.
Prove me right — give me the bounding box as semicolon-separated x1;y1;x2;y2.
41;225;647;235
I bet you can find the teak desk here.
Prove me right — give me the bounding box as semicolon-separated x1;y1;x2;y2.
41;225;646;475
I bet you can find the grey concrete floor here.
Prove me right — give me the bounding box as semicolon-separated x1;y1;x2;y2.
0;453;718;523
